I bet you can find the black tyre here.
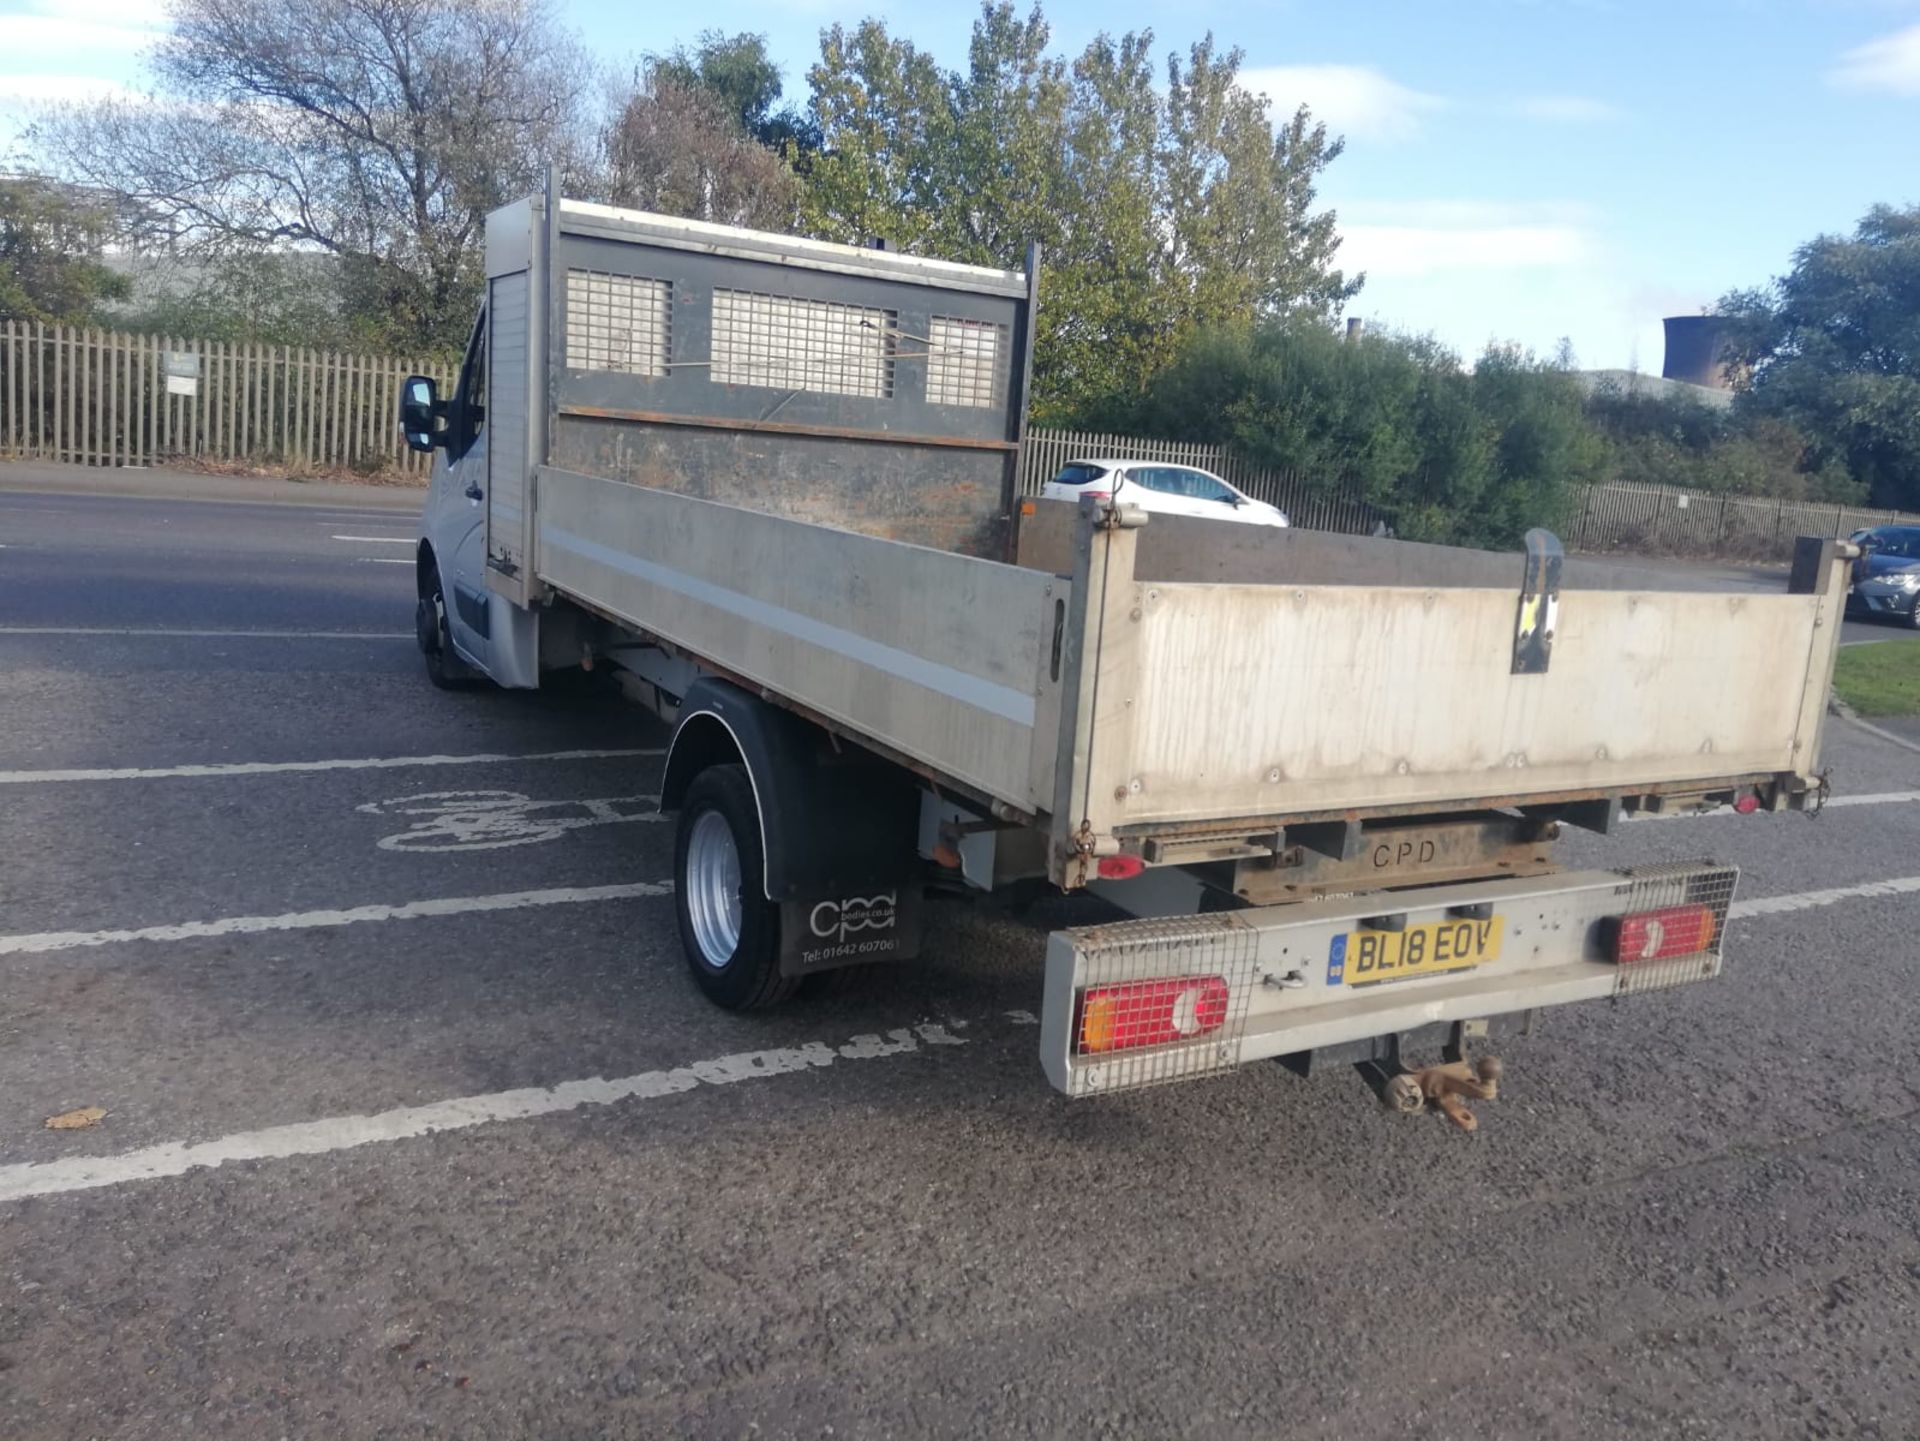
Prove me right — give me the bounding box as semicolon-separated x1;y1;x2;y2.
416;558;475;690
674;764;796;1010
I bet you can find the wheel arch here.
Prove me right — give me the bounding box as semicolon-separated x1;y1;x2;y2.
662;678;921;904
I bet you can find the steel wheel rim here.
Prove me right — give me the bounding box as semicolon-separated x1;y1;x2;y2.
686;809;743;967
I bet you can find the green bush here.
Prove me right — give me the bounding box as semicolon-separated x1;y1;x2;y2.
1585;385;1860;503
1085;322;1605;549
1085;320;1862;548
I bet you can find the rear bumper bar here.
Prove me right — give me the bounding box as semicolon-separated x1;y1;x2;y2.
1040;864;1738;1096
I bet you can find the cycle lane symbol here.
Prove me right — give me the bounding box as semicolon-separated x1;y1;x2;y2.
356;790;666;852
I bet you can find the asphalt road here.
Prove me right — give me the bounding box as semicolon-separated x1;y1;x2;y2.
4;481;1920;1439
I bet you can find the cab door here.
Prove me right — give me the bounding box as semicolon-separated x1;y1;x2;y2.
436;311;491;668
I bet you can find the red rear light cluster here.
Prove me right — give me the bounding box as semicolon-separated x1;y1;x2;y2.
1096;854;1145;880
1076;976;1229;1055
1605;904;1718;963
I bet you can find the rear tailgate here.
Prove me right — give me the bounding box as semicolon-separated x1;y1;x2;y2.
1049;509;1847;880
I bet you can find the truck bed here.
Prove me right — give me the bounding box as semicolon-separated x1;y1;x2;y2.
532;464;1845;886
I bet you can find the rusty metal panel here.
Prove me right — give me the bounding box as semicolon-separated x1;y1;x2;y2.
537;207;1033;562
550;413;1010;558
1231;815;1559;904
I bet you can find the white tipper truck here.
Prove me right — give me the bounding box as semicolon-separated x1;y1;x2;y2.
403;180;1848;1099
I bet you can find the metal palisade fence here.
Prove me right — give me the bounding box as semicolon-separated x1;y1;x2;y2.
3;325;1915;557
0;321;450;476
1017;428;1380;535
1563;480;1920;558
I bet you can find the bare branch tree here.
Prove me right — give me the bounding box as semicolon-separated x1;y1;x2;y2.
31;0;594;350
604;67;799;232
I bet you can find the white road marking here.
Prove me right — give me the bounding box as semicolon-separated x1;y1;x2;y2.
5;868;1920;1204
1836;711;1920;759
1730;874;1920;919
356;557;413;565
0;881;672;957
0;747;661;786
0;626;413;640
331;534;414;544
1825;790;1920;809
358;790;665;851
0;1023;969;1203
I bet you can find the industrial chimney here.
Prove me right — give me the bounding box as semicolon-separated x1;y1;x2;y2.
1662;316;1733;390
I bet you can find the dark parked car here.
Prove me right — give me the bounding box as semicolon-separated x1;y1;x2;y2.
1846;525;1920;626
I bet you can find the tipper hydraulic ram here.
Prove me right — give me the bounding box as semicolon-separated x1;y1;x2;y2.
405;182;1849;1102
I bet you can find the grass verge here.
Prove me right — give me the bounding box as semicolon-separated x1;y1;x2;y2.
1832;640;1920;717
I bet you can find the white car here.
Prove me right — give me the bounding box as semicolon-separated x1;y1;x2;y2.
1039;458;1289;528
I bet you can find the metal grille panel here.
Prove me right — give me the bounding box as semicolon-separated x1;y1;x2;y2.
565;270;670;376
1059;912;1258;1096
711;289;893;398
1613;861;1739;996
925;316;1008;408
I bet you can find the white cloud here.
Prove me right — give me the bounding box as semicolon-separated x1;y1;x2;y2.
1510;94;1620;123
32;0;167;20
0;14;149;49
1828;22;1920;95
1239;64;1447;143
1333;200;1597;279
1338;198;1597;230
1341;224;1593;279
0;1;165;58
0;72;140;107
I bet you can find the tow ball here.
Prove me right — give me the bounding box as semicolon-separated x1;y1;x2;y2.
1383;1057;1504;1133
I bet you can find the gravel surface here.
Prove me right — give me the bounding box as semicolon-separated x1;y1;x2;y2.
2;482;1917;1439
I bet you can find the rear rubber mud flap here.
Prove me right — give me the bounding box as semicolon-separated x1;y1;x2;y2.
778;886;925;977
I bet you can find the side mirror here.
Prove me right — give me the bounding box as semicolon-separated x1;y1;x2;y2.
400;374;441;453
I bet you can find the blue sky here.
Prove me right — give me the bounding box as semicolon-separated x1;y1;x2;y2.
1;0;1914;372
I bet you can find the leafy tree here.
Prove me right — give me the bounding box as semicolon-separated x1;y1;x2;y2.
804;20;954;256
804;3;1357;418
1094;321;1605;548
108;252;354;348
30;0;592;354
649;31;821;160
0;176;129;324
1718;204;1920;508
1585;385;1858;503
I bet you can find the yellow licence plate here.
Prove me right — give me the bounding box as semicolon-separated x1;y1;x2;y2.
1329;916;1504;986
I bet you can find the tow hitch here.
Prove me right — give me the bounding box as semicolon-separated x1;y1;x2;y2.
1382;1056;1504;1133
1349;1023;1504;1132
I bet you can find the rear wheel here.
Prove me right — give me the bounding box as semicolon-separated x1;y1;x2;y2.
416;558;475;690
674;765;795;1010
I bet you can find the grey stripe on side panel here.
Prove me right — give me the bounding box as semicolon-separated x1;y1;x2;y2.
543;527;1038;727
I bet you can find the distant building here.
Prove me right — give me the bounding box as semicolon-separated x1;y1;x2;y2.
1572;313;1739;411
1573;368;1734;410
1661;315;1739;390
